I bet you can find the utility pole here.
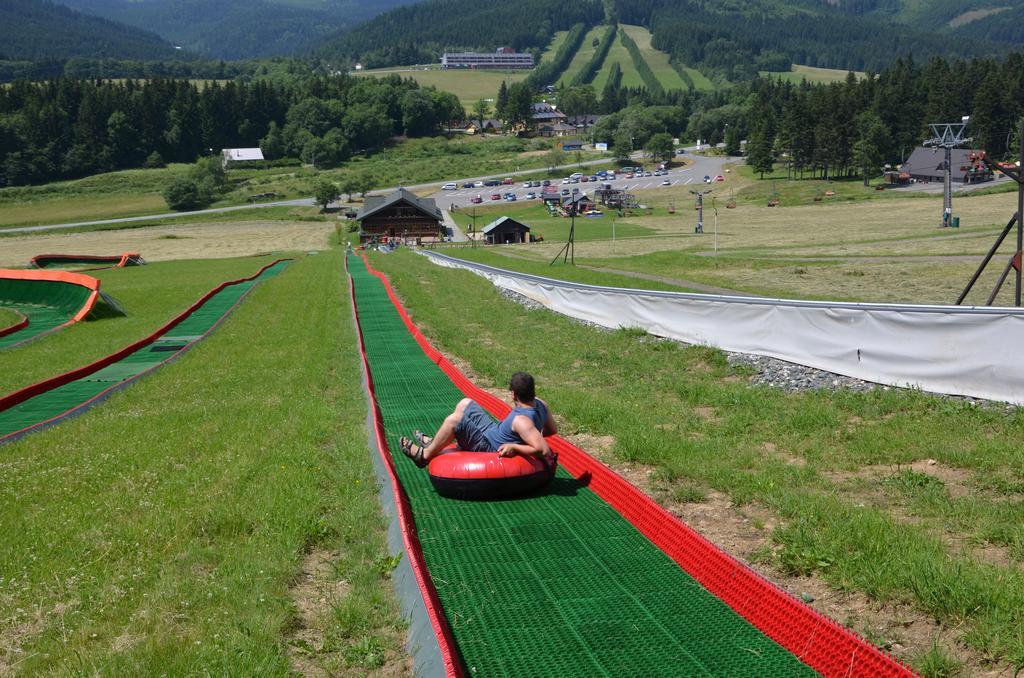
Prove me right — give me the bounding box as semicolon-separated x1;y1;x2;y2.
690;189;711;234
711;196;719;254
923;118;971;228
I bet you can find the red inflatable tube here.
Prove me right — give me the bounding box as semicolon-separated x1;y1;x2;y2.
428;451;556;500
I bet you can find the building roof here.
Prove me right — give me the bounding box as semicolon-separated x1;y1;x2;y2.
902;147;985;177
482;216;531;235
566;114;602;126
221;148;264;162
469;118;503;129
532;111;567;121
357;187;442;222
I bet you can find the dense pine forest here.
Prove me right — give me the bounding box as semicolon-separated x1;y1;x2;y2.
2;52;1023;190
0;74;461;187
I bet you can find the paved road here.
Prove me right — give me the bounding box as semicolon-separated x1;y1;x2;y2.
428;152;733;211
3;146;734;236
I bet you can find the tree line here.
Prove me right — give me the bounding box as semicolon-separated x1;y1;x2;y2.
0;73;462;187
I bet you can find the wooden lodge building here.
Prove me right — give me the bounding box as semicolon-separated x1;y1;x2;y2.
482;216;531;244
356;188;443;244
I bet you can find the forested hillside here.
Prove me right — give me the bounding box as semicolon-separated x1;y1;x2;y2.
322;0;1021;81
0;0;178;60
0;74;463;187
316;0;604;68
54;0;415;59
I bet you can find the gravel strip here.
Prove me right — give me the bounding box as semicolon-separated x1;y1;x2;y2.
499;287;1015;409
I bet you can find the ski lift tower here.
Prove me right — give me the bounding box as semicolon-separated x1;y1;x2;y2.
690;189;712;234
923;117;971;228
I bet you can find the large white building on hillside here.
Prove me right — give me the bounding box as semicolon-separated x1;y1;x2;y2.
441;48;533;69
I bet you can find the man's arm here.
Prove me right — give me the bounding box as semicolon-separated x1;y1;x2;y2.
538;398;558;436
497;415;551;458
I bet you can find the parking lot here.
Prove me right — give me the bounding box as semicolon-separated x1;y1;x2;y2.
428;152;734;209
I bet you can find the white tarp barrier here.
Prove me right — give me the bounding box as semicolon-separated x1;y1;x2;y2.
421;251;1024;404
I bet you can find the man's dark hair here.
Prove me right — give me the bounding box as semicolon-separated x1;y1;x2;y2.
509;372;535;402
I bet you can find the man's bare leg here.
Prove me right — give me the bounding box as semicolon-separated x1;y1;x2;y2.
420;398;473;461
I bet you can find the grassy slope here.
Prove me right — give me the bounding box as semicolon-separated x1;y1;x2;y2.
619;24;688;91
592;30;645;91
353;67;528;107
557;25;608;86
0;136;565;229
760;64;865;85
0;307;21;328
0;249;405;673
0;256;278;395
373;249;1024;671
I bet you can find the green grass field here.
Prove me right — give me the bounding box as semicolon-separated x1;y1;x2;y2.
760;64;866;85
376;249;1024;674
0;136;567;229
0;249;406;673
558;25;609;86
0;307;22;328
353;66;527;107
592;31;646;91
619;24;689;91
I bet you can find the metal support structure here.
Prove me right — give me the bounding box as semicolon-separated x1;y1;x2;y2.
690;189;711;234
923;122;971;229
550;208;577;265
958;123;1024;306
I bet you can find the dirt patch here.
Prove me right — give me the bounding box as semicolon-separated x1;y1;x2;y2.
824;459;974;499
0;220;333;266
693;406;721;425
287;549;349;677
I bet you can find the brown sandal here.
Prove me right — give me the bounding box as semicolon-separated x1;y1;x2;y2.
414;430;433;447
399;436;428;468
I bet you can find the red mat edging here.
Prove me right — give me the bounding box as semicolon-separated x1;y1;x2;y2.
0;311;29;339
0;259;290;442
29;252;143;269
358;252;915;678
0;268;102;334
345;254;465;677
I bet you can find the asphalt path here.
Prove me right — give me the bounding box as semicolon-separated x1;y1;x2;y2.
428;153;732;210
3;147;734;235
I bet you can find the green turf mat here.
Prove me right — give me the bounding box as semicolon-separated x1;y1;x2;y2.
348;253;818;677
0;261;289;440
0;278;93;349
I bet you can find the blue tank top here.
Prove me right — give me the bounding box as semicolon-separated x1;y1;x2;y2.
485;400;548;450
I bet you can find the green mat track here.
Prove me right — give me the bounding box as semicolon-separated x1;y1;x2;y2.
0;260;289;440
0;277;93;349
349;253;818;676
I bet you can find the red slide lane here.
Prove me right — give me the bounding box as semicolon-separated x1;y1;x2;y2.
346;255;465;677
0;260;288;417
357;253;915;678
29;253;143;269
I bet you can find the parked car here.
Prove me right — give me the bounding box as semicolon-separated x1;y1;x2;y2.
625;173;634;179
490;193;501;200
542;179;551;186
471;195;483;203
570;177;580;183
442;182;457;190
525;192;537;199
561;189;570;195
714;175;725;182
505;194;517;201
523;181;532;188
462;181;474;188
703;175;712;183
473;181;484;188
661;179;671;186
644;171;653;177
580;176;589;182
484;179;501;186
569;172;583;179
561;178;570;184
589;175;598;182
502;177;514;185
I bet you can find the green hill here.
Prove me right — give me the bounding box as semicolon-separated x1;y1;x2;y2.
54;0;415;59
0;0;177;60
315;0;603;68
